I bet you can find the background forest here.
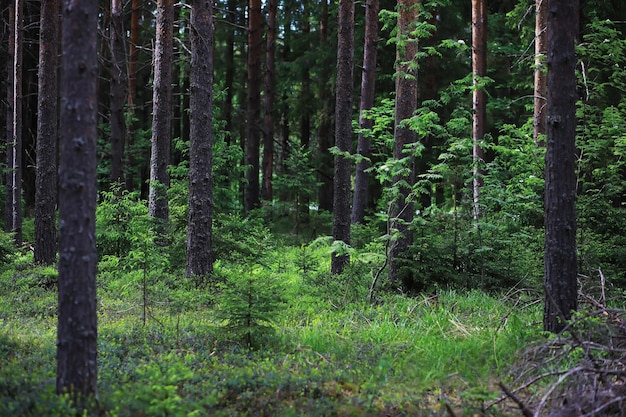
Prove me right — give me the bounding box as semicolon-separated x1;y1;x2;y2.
2;0;626;416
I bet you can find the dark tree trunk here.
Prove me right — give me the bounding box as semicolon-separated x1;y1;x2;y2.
331;0;354;275
389;0;418;290
57;0;99;403
261;0;277;201
0;8;6;225
317;0;334;213
4;2;14;233
10;0;23;245
109;0;127;185
34;0;59;265
534;0;547;145
224;0;236;143
543;0;579;334
472;0;487;223
148;0;174;228
278;2;291;174
245;0;263;213
186;0;214;283
352;0;379;225
128;0;140;108
300;0;310;149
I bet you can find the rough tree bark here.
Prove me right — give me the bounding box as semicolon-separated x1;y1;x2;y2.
352;0;379;225
4;2;15;233
261;0;277;201
10;0;23;245
472;0;487;223
57;0;99;403
34;0;59;265
317;0;334;213
543;0;579;334
389;0;419;289
186;0;214;282
244;0;262;213
109;0;127;185
534;0;547;145
148;0;174;228
331;0;354;275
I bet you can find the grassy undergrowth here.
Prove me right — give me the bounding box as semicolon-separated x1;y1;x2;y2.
0;243;543;416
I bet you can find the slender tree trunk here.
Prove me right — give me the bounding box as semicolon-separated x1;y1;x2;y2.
300;0;310;149
472;0;487;224
110;0;127;185
148;0;174;228
125;0;140;191
278;2;291;173
261;0;277;201
389;0;419;289
186;0;214;282
245;0;263;213
352;0;379;224
543;0;579;334
0;10;6;225
10;0;23;245
331;0;354;275
128;0;140;107
224;0;236;143
317;0;334;213
4;2;15;233
534;0;547;145
34;0;59;265
57;0;99;403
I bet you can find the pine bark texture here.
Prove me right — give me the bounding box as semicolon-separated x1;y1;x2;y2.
389;0;418;289
128;0;140;107
472;0;487;223
331;0;354;275
317;0;334;213
352;0;379;224
186;0;214;281
261;0;277;201
5;2;15;233
35;0;59;265
148;0;174;225
543;0;579;334
11;0;23;244
57;0;99;401
109;0;127;185
245;0;262;213
534;0;548;144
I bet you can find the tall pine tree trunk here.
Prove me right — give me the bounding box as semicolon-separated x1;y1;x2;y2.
245;0;262;213
186;0;214;282
261;0;277;201
352;0;379;224
4;2;15;233
331;0;354;275
148;0;174;228
34;0;59;265
317;0;334;213
110;0;127;185
125;0;140;191
389;0;418;290
10;0;23;245
543;0;579;334
472;0;487;223
224;0;237;143
534;0;547;145
57;0;99;404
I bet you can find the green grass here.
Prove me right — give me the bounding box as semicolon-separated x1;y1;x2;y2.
0;247;543;416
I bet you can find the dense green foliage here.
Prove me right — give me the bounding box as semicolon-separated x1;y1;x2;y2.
0;241;541;416
2;0;626;415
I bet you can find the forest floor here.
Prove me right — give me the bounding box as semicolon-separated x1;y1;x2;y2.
0;241;550;417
